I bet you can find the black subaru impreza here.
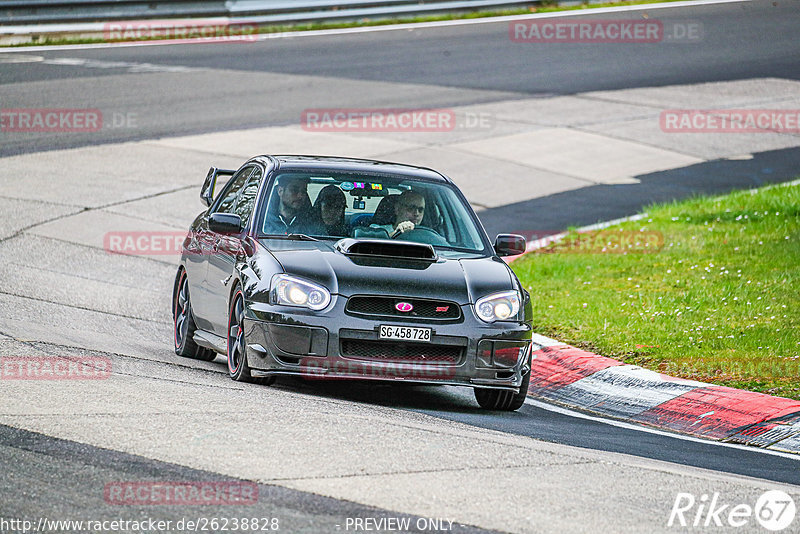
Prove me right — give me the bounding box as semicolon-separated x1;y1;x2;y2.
173;155;533;410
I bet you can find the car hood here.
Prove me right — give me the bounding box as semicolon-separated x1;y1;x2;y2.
259;239;515;305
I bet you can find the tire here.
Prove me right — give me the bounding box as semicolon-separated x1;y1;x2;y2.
173;270;216;361
227;287;275;385
474;355;531;412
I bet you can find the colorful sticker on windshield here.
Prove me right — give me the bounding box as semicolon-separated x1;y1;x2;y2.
340;181;354;191
354;182;366;189
371;183;383;190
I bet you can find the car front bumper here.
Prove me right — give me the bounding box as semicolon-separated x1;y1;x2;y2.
242;296;532;391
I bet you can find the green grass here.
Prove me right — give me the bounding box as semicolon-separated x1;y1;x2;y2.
512;181;800;400
7;0;692;48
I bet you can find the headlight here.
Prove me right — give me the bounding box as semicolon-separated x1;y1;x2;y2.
271;274;331;311
475;290;520;322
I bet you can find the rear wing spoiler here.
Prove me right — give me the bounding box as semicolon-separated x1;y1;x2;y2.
201;167;236;207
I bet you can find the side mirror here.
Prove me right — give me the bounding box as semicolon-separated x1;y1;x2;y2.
201;167;235;207
494;234;526;256
209;213;243;235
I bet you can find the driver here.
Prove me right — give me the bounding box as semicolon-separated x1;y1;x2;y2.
372;190;425;237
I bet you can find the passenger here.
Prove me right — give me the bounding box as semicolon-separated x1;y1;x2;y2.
313;185;349;237
372;190;425;237
263;176;320;235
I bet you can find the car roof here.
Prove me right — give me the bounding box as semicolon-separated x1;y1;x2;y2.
249;155;451;183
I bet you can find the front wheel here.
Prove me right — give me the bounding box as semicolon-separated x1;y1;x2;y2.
474;358;531;411
227;288;275;385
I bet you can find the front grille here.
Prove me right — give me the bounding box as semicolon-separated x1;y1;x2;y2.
340;339;462;364
346;296;461;320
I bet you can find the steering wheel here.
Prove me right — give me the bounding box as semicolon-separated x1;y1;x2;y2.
393;226;448;245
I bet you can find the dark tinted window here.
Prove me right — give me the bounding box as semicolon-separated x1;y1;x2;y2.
214;166;254;214
233;167;263;228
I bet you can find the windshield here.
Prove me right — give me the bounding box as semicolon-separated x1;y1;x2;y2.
258;171;489;253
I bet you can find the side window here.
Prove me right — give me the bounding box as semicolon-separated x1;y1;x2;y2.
214;166;254;214
233;167;263;228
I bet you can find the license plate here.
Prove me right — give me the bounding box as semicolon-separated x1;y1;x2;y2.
379;325;432;342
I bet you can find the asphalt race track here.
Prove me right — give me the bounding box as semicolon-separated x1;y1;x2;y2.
1;1;800;532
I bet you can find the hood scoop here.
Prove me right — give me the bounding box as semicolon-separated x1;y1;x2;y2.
335;238;437;261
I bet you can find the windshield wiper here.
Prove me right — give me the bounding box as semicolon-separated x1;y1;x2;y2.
262;233;320;241
286;233;319;241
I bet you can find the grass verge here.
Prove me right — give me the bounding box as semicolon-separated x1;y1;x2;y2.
511;181;800;400
5;0;692;48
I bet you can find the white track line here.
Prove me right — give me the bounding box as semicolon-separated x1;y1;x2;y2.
0;0;751;53
524;397;800;461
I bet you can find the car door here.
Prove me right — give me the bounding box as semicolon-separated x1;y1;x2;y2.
182;214;215;332
190;165;255;331
205;165;264;335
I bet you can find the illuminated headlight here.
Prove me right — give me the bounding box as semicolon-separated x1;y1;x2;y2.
271;274;331;311
475;290;520;323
